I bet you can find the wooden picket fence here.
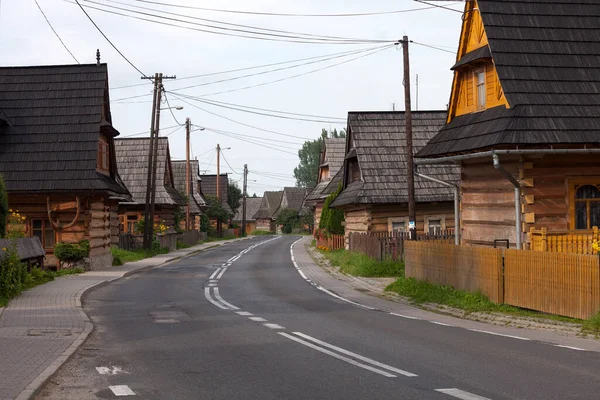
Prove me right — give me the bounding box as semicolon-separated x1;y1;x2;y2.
404;241;504;304
529;227;599;255
404;242;600;319
316;234;345;251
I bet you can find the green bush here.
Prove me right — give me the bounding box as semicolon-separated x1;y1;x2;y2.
320;249;404;277
54;241;89;263
276;208;300;235
319;183;344;235
200;215;210;233
0;175;8;238
250;230;272;236
0;242;28;301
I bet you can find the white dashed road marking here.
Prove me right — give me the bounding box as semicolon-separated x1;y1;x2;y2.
264;323;285;330
293;332;417;377
249;317;268;322
95;366;126;375
204;287;228;310
213;287;240;310
109;385;136;396
435;388;492;400
235;311;253;316
279;332;397;378
468;329;530;341
209;268;221;280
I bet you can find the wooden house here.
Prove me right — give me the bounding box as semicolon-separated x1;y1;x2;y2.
115;137;185;233
232;197;262;234
253;191;283;232
199;173;233;215
331;111;460;237
415;0;600;250
0;63;131;269
303;138;345;231
172;160;207;231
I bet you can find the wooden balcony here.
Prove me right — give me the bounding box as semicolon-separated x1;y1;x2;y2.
528;227;599;255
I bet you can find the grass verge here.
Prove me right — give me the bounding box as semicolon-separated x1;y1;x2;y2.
582;312;600;334
318;249;403;277
0;267;83;307
111;247;169;266
249;230;272;236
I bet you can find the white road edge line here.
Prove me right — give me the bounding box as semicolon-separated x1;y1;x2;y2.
249;317;267;322
278;332;396;378
209;268;221;280
109;385;136;396
213;287;240;310
292;332;417;377
435;388;492;400
468;329;530;341
204;287;228;310
389;313;421;320
554;345;586;351
429;321;453;327
263;323;285;330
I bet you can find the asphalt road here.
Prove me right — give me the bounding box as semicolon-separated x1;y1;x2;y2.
36;236;600;400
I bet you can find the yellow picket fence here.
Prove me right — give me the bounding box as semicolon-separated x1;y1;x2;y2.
529;227;599;255
504;250;600;320
404;242;600;319
404;241;504;304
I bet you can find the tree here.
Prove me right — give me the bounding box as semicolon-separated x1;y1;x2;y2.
319;183;345;235
294;129;347;188
0;175;7;238
227;181;242;216
276;208;299;234
205;195;232;223
252;193;258;198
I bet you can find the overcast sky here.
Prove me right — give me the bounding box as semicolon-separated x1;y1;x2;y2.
0;0;463;196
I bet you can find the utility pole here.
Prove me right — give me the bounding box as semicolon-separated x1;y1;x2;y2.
216;144;221;236
242;164;248;237
402;36;416;240
185;117;191;231
141;73;176;249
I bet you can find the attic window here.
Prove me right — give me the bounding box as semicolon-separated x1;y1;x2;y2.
97;138;109;174
475;69;486;110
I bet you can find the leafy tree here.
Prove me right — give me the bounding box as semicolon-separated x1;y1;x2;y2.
319;183;345;235
227;181;243;216
276;208;299;234
205;195;232;225
300;209;315;233
252;193;258;198
0;175;7;238
293;128;346;188
200;214;210;233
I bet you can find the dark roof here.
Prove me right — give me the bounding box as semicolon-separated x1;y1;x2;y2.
0;237;45;261
172;160;206;214
304;138;346;206
451;45;491;70
332;111;459;207
253;191;283;219
304;180;329;206
115;138;185;206
417;0;600;158
233;197;263;222
199;174;233;214
0;63;128;196
274;187;308;217
322;168;343;197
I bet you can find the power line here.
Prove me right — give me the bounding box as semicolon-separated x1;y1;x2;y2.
413;0;463;14
122;0;460;17
34;0;79;63
120;124;180;137
219;150;242;175
65;0;396;44
411;40;456;54
203;128;301;150
163;90;184;126
177;45;395;98
111;46;388;90
212;131;298;156
73;0;149;77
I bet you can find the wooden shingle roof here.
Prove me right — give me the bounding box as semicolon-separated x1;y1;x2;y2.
172;160;206;215
305;138;346;205
199;173;233;214
0;63;128;196
233;197;263;222
332;111;459;207
417;0;600;158
253;191;283;219
115;138;185;206
274;187;308;217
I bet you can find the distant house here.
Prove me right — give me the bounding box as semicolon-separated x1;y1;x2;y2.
115;137;186;234
331;111;459;237
232;197;263;234
274;187;309;218
415;0;600;250
199;173;233;214
0;63;131;269
253;191;283;232
172;160;207;231
303;138;345;231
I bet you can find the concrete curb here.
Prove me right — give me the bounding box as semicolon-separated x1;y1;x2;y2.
14;236;253;400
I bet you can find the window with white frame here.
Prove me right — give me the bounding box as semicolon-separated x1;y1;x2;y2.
388;217;409;233
424;215;446;235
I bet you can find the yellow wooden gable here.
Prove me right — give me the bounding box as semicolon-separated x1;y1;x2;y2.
447;0;509;122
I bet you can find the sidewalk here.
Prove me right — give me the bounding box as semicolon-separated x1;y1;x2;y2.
0;236;251;400
292;236;600;353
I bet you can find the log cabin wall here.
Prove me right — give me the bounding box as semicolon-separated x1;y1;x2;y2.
369;203;455;233
461;158;520;247
314;202;324;230
521;154;600;236
255;218;274;232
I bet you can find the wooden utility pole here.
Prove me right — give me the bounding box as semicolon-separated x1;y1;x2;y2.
402;36;417;240
141;73;176;249
142;73;159;250
242;164;248;237
185;117;191;231
216;144;221;200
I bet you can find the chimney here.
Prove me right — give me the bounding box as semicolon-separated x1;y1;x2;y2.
96;49;101;65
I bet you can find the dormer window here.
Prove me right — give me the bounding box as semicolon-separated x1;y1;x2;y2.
475;68;486;110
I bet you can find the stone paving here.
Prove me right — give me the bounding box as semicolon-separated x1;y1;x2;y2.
292;236;600;353
0;237;251;400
